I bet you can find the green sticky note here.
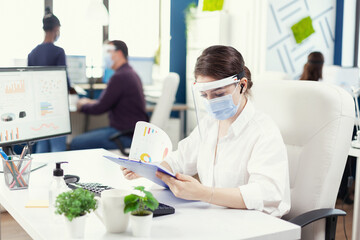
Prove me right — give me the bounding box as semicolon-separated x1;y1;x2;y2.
203;0;224;11
291;16;315;44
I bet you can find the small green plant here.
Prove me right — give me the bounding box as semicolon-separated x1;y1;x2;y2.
124;186;159;216
55;188;97;222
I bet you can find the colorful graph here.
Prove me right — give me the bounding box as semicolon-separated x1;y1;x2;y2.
40;79;61;95
143;127;158;137
31;123;59;131
40;102;54;116
5;80;25;94
0;128;19;142
140;153;152;163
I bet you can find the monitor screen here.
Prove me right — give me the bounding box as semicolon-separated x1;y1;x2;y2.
0;67;71;147
102;57;154;85
128;57;154;85
66;55;87;84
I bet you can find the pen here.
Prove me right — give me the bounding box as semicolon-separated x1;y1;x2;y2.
18;145;28;170
20;145;28;159
0;149;8;160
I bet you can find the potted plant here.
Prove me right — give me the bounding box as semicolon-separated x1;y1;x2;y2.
124;186;159;237
55;188;97;238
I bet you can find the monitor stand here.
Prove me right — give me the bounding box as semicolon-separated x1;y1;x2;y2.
2;145;16;156
1;142;33;156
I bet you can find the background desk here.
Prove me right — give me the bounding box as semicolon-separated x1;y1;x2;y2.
0;149;300;239
69;104;187;145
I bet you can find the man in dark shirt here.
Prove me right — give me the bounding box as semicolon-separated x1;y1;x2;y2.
70;40;149;150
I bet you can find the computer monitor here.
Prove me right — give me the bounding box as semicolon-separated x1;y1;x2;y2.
0;67;71;153
102;57;154;85
66;55;87;84
128;57;154;85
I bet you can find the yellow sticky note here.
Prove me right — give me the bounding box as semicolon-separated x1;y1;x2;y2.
25;200;49;208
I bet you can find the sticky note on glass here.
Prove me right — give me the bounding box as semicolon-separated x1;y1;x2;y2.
25;200;49;208
291;16;315;44
203;0;224;11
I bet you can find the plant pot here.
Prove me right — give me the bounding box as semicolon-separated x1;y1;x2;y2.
65;214;87;238
130;211;153;237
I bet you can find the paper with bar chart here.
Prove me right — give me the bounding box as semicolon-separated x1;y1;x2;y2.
0;69;70;145
129;121;172;163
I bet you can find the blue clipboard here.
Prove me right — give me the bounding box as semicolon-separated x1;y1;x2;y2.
104;156;176;188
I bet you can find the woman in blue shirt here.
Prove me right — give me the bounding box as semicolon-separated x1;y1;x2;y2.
28;7;72;153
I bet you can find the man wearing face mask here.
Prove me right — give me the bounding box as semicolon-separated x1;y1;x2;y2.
70;40;149;150
28;7;74;153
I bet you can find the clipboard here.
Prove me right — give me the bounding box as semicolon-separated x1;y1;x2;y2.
104;155;175;188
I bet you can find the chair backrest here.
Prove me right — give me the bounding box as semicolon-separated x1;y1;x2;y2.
150;73;180;129
252;80;354;240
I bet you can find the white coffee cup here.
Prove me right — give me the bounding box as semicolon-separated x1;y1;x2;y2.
95;189;130;233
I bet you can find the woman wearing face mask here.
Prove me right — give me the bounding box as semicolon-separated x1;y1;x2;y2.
28;7;74;153
122;45;290;217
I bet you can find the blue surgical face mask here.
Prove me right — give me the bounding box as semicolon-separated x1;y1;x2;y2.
202;85;240;120
104;53;114;70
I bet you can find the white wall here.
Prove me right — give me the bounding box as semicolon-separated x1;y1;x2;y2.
224;0;268;76
266;0;336;79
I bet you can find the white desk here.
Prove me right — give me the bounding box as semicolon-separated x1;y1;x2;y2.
0;149;301;239
348;146;360;240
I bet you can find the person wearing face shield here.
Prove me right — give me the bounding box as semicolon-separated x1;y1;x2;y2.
121;45;291;218
28;7;75;153
70;40;149;151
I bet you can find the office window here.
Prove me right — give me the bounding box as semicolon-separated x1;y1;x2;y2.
53;0;104;78
109;0;170;81
109;0;160;57
0;0;44;66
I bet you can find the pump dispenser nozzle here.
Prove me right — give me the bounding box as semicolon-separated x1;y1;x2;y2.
53;161;68;177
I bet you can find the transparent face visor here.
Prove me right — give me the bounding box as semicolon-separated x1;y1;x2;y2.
191;74;241;139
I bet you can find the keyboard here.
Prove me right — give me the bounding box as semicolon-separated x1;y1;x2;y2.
67;182;175;217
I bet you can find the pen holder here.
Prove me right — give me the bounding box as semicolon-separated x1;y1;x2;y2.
2;155;32;190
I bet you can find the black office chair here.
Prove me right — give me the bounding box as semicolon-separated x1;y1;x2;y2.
109;129;134;156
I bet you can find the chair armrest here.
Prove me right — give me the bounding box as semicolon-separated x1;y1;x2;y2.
109;129;135;141
289;208;346;227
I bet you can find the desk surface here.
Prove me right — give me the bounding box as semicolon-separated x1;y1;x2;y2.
0;149;300;240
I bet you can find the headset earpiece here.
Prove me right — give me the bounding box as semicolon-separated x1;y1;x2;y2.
240;83;245;94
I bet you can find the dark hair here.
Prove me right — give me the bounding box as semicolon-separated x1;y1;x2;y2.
194;45;253;93
109;40;128;59
299;51;324;81
43;7;60;31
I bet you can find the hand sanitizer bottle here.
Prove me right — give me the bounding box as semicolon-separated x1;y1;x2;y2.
49;162;69;211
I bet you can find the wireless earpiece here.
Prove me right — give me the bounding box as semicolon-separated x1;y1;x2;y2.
240;83;245;94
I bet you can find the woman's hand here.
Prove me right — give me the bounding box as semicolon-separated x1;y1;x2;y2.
156;171;211;201
120;166;141;180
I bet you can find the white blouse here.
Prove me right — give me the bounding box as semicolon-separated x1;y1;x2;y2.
165;100;291;217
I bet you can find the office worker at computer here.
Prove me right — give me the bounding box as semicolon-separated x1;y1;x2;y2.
70;40;149;150
122;46;291;218
28;7;73;153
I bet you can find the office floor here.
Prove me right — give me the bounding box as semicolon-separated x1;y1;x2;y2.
0;196;354;240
